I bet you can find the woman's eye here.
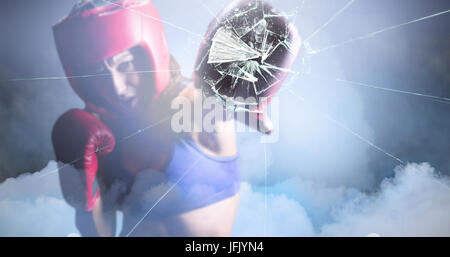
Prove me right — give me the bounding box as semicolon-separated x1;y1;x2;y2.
118;61;135;72
91;63;107;74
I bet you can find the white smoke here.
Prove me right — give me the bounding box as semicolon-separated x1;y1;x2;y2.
232;162;450;236
320;163;450;236
231;182;315;236
0;162;449;236
0;161;78;236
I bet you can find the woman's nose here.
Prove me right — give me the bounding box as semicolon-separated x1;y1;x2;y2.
110;69;129;96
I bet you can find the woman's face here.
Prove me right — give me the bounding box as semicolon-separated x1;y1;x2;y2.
84;46;156;117
104;49;141;109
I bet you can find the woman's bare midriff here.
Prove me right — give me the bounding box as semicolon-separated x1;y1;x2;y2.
124;193;240;237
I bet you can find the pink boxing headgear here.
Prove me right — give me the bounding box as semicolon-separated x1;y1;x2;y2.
53;0;171;117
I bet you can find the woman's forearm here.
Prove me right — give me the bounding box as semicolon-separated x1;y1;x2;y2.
92;197;117;237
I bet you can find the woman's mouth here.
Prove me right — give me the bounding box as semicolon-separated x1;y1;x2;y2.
120;96;137;108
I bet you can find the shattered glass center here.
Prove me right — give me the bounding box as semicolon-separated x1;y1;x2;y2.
195;1;298;112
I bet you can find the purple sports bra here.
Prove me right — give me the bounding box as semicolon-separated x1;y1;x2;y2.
119;135;240;232
118;81;240;234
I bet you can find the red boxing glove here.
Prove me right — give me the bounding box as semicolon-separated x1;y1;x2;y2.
52;109;115;211
193;0;301;134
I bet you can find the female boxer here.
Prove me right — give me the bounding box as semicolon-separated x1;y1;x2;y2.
51;0;300;236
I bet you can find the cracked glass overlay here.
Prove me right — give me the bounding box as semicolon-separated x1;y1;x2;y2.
195;0;301;113
4;0;450;237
